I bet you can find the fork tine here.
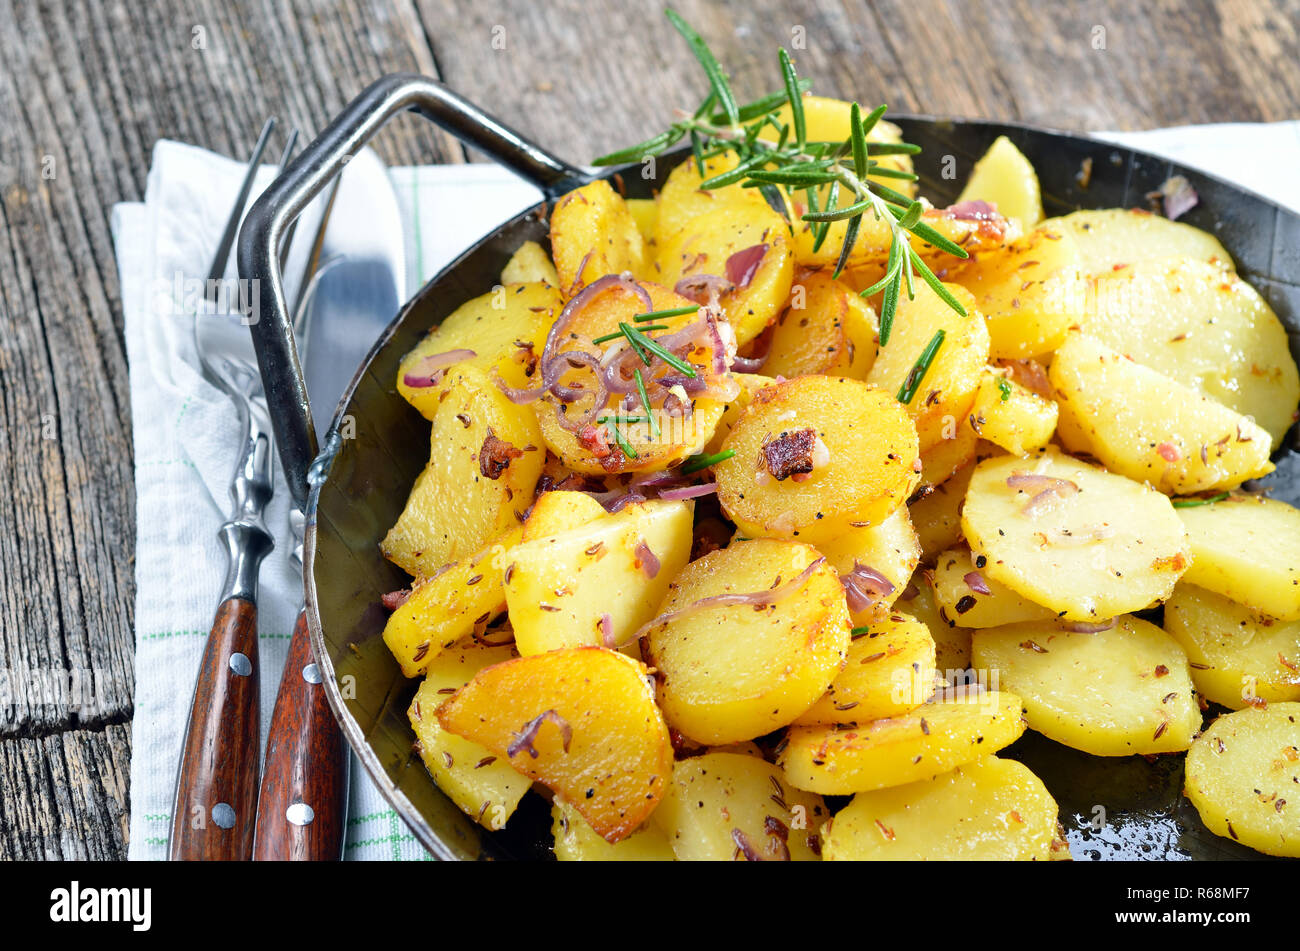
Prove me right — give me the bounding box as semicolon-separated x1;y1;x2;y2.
290;174;343;338
205;117;277;302
276;130;302;271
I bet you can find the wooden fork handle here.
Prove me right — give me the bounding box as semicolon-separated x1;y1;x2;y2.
170;596;261;860
253;606;348;860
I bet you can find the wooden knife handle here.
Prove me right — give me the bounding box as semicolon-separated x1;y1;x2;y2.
170;596;261;861
253;607;348;860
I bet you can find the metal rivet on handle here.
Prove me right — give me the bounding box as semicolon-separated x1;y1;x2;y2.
211;803;236;829
229;652;252;677
286;802;315;826
302;663;322;685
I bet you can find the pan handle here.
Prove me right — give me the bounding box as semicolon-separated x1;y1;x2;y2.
238;73;588;510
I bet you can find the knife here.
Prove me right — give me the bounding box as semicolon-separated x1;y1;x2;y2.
253;147;406;860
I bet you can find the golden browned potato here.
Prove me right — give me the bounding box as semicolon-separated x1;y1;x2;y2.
972;615;1202;756
408;642;531;829
948;226;1085;360
822;756;1059;860
1184;703;1300;857
397;282;560;420
1176;496;1300;621
715;375;920;544
779;690;1026;794
500;241;559;286
866;282;988;454
955;136;1043;233
900;567;973;672
762;271;878;379
550;180;649;292
703;372;775;455
644;539;850;744
931;547;1056;629
437;647;672;842
1043;208;1234;277
1050;333;1273;494
961;450;1190;621
382;365;543;577
813;504;920;613
653;751;829;860
795;607;936;725
1163;584;1300;709
909;459;975;559
655;152;778;243
655;205;794;344
967;367;1057;456
551;798;676;861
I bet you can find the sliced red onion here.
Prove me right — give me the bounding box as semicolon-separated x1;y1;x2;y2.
674;273;732;304
506;709;573;759
635;539;661;578
381;588;412;611
840;562;896;613
658;482;718;501
403;348;475;387
702;308;730;377
624;557;826;648
1006;473;1078;493
1060;618;1116;634
605;491;646;514
598;613;616;648
946;199;999;221
731;828;765;862
963;571;991;596
1157;176;1198;221
725;243;769;288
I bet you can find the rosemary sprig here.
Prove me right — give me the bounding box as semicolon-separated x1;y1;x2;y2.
897;329;945;404
592;9;969;344
680;448;735;474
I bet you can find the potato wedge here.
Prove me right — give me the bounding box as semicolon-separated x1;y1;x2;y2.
652;751;829;860
867;282;988;454
520;489;608;541
956;135;1043;233
1085;257;1299;447
1184;703;1300;857
437;647;672;842
971;615;1202;756
644;539;850;744
550;180;648;292
716;375;921;543
551;797;676;861
795;607;936;725
397;282;560;419
762;271;878;379
1164;584;1300;709
535;281;727;474
822;756;1059;860
961;450;1190;620
1176;496;1300;621
932;547;1056;629
1043;208;1234;276
779;690;1026;794
505;499;693;655
1050;333;1273;493
949;226;1085;360
408;642;531;828
383;527;521;677
968;367;1057;456
918;420;980;488
500;241;559;287
910;459;975;559
382;365;543;577
625;197;658;243
813;504;920;612
655;205;794;344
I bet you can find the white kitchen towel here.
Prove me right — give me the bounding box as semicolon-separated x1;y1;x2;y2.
115;121;1298;862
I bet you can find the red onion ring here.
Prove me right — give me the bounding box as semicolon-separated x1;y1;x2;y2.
402;348;476;387
674;273;732;304
658;482;718;501
840;562;896;613
635;539;661;578
725;243;769;288
506;709;573;758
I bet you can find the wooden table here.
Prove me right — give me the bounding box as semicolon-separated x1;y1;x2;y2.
1;0;1297;860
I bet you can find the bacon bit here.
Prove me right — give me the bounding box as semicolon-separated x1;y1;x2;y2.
506;709;573;759
1156;442;1180;462
381;588;412;611
1021;640;1048;653
479;427;524;480
762;427;819;481
874;819;896;841
577;423;620;471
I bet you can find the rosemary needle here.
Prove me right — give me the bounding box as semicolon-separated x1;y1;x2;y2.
592;324;667;344
1171;493;1229;508
619;322;697;377
897;329;945;404
634;305;700;322
634;368;660;440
